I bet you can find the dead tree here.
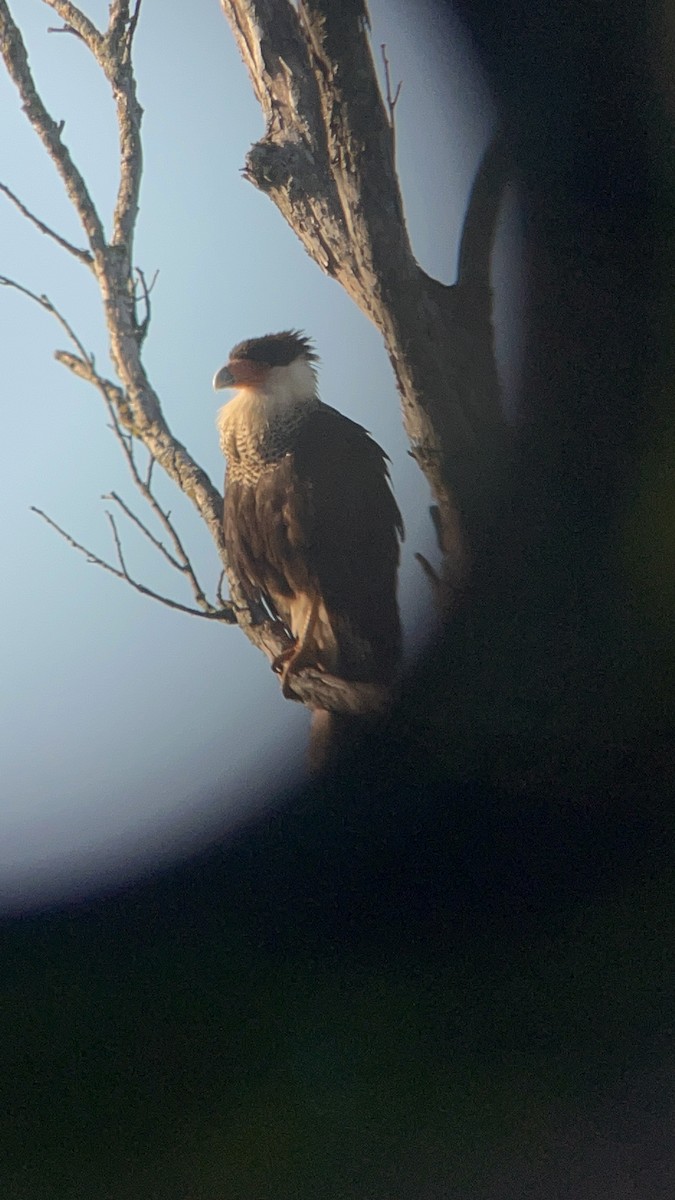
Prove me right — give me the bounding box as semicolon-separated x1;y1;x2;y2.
220;0;510;605
0;0;509;734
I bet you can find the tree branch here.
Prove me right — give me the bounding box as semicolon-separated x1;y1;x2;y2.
126;1;143;57
0;1;107;254
0;275;91;361
4;0;508;734
219;0;510;609
43;0;103;54
107;407;228;615
0;181;93;265
380;43;402;160
132;266;156;345
1;1;315;718
0;270;242;629
31;506;237;622
282;669;393;717
103;489;184;571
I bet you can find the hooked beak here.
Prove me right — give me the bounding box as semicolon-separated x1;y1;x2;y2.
213;364;235;390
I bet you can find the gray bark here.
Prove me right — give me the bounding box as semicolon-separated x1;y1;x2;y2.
220;0;510;606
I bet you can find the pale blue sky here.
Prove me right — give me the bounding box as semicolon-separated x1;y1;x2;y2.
0;0;505;907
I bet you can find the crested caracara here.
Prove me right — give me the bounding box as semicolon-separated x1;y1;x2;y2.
214;330;403;766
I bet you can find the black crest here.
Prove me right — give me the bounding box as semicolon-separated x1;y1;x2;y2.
229;330;318;367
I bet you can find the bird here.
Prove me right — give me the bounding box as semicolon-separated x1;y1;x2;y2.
213;330;403;766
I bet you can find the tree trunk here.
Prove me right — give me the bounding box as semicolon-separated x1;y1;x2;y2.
220;0;511;611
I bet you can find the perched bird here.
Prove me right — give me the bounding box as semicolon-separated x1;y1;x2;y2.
213;330;403;764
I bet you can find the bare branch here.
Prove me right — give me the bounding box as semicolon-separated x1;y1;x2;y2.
100;397;217;615
105;507;127;572
0;274;228;621
53;346;221;618
108;0;130;43
43;1;143;255
218;0;484;602
31;503;129;579
103;490;183;570
0;275;92;364
2;271;232;622
281;668;393;717
50;371;235;628
0;1;107;254
0;181;93;265
132;266;156;344
53;349;125;408
130;2;143;37
125;0;143;59
216;570;227;609
99;1;144;254
380;43;402;159
47;25;84;39
102;488;226;618
31;505;237;622
6;0;425;729
42;1;103;55
219;0;513;626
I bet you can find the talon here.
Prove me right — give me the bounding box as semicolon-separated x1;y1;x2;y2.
272;594;326;696
278;644;324;699
281;666;301;700
272;645;296;675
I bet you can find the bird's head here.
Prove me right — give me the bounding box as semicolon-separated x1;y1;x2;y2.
213;330;319;396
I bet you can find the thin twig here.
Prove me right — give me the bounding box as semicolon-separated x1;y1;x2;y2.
0;273;218;613
31;505;237;621
43;1;103;54
105;508;127;572
3;1;286;669
103;490;183;569
126;0;143;57
133;266;156;344
216;569;227;608
0;276;92;363
0;1;107;253
53;351;133;428
47;24;84;39
108;0;130;45
0;182;93;265
380;44;402;158
100;393;214;611
106;2;142;69
0;272;221;615
4;0;233;576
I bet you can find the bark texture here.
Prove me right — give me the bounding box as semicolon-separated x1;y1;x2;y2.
221;0;510;605
1;0;511;745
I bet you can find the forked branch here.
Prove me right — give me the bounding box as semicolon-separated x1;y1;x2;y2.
219;0;509;608
0;0;346;713
31;505;235;622
380;43;402;158
0;181;93;264
0;272;233;618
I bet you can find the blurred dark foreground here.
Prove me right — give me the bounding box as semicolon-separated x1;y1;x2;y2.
2;1;673;1196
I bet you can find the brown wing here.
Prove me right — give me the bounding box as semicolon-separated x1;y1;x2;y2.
223;467;311;618
291;404;403;682
223;404;403;682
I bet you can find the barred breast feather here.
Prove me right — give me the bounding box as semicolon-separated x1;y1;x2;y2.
222;401;403;683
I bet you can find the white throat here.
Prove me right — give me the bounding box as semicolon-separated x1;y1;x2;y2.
259;357;318;412
216;356;319;482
